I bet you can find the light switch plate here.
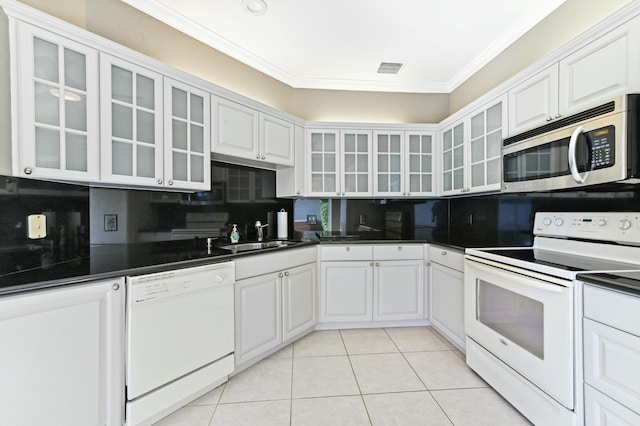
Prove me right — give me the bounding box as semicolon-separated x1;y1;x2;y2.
27;214;47;239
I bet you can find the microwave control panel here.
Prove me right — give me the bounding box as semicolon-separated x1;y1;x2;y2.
534;212;640;245
588;125;615;169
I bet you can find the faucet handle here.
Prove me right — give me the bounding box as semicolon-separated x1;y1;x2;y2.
255;220;261;228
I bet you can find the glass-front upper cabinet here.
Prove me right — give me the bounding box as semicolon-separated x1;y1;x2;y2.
406;131;436;196
15;22;99;182
307;129;340;197
469;99;504;192
164;78;211;191
374;131;404;196
441;122;465;195
100;53;163;187
341;130;371;197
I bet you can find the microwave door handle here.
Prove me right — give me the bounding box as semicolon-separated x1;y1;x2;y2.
568;125;588;184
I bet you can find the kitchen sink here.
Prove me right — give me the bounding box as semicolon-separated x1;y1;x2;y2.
218;240;297;252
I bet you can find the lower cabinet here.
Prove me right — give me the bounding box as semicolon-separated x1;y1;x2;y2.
319;244;425;324
234;247;317;371
428;245;465;350
0;279;125;426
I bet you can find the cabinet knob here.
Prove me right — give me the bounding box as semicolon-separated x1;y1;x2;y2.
261;155;266;160
397;246;403;251
256;154;261;159
546;116;553;122
296;191;301;195
370;262;374;266
24;167;32;175
284;271;289;276
375;262;380;267
441;251;447;256
345;247;351;251
555;114;561;119
168;180;173;186
157;179;163;185
279;272;284;278
112;283;120;291
425;261;431;266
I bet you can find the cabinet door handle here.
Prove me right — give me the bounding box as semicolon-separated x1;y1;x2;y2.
375;262;380;267
279;272;284;278
256;154;261;159
441;251;447;256
370;262;374;266
157;179;163;185
425;262;431;266
284;271;289;276
167;180;173;186
397;246;403;251
24;167;33;175
112;283;120;291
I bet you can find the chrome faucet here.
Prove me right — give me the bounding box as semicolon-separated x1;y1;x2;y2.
255;221;269;241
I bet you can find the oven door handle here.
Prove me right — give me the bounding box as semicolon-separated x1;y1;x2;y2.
466;256;571;291
568;125;588;184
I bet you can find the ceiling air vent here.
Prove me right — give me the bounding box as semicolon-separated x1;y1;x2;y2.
377;62;403;74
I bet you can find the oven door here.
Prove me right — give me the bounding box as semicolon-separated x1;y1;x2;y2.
464;256;574;409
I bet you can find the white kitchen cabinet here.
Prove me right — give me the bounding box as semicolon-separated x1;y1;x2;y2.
234;247;316;371
13;21;100;183
440;96;504;196
0;279;125;426
341;129;372;196
509;15;640;136
307;128;341;196
211;96;294;167
429;245;465;350
319;244;424;324
276;125;306;197
100;53;164;187
163;77;211;191
405;131;436;196
583;284;640;421
373;130;404;196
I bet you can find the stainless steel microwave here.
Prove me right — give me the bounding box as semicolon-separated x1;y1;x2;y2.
502;94;640;192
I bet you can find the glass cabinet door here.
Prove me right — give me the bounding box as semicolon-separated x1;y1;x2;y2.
341;130;371;196
441;123;465;193
406;132;435;196
470;100;503;191
308;130;340;196
16;22;99;182
164;78;210;191
374;131;403;196
100;54;163;186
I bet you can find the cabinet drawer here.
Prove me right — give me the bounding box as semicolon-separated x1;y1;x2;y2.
585;384;640;425
319;245;372;261
584;284;640;337
373;244;423;260
584;318;640;414
428;245;464;271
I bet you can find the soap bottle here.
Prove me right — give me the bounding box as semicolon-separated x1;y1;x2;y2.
230;224;240;243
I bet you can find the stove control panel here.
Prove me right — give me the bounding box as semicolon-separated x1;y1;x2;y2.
534;212;640;245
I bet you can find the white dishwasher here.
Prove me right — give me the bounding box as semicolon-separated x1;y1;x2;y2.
125;261;235;426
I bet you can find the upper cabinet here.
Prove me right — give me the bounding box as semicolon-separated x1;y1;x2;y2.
13;21;100;183
508;15;640;136
99;53;164;188
440;96;505;196
164;78;211;191
341;130;372;197
306;128;340;197
211;96;294;167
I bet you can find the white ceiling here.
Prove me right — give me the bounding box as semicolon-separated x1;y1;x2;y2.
121;0;567;93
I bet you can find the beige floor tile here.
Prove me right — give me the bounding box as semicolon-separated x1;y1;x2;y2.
350;353;425;394
293;330;347;357
210;400;291;426
432;388;532;425
340;328;398;354
220;357;292;403
152;405;215;426
385;326;450;352
268;344;293;360
187;383;225;406
292;355;360;398
404;351;487;390
291;396;371;426
363;391;453;426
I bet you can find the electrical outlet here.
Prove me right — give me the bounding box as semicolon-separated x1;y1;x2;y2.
27;214;47;239
359;214;366;225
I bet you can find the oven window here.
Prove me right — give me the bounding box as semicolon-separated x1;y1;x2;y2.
477;279;544;359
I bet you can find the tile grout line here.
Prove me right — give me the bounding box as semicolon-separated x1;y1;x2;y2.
339;329;374;426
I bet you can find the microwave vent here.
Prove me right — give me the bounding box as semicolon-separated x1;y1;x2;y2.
504;100;616;147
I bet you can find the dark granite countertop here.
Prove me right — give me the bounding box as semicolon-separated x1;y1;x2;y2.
577;271;640;297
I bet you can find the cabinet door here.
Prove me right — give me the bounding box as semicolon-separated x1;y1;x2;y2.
282;263;317;342
584;385;640;426
374;260;424;321
429;263;465;350
559;17;640;115
406;132;436;196
373;131;404;196
320;261;373;322
211;96;259;159
164;78;211;191
469;98;505;193
0;279;124;426
508;64;559;136
307;129;340;196
15;22;99;182
235;273;282;365
276;125;305;197
100;53;164;187
341;130;372;197
260;113;294;166
441;122;465;195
